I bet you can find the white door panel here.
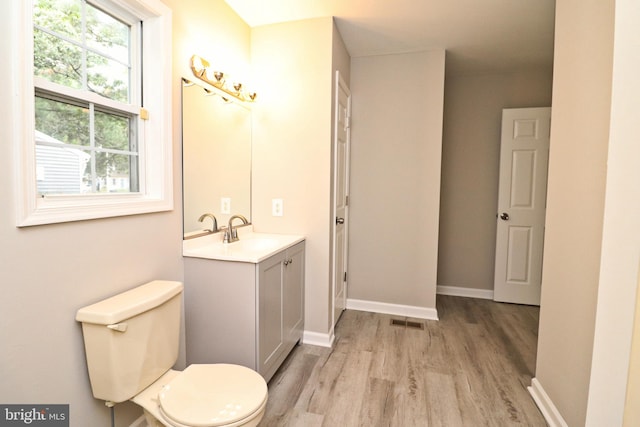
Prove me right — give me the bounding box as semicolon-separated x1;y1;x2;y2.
506;226;532;282
332;71;350;327
494;107;551;305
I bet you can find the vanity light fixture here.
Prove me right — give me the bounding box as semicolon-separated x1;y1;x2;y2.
189;55;256;103
182;79;232;103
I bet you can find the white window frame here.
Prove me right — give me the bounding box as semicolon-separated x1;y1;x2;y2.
12;0;172;227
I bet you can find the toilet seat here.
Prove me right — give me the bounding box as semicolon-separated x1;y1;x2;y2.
158;364;268;427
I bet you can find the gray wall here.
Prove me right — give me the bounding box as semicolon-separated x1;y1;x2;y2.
438;70;553;292
348;50;445;312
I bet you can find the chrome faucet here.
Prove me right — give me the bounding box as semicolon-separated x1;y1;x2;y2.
198;213;218;233
224;214;248;243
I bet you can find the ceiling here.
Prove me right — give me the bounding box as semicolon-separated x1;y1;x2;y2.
224;0;556;76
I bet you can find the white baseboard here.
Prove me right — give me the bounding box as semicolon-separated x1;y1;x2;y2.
528;378;569;427
346;298;439;320
436;285;494;300
302;329;335;348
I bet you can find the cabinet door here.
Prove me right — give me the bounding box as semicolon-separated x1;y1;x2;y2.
283;242;305;346
257;251;285;376
184;258;257;368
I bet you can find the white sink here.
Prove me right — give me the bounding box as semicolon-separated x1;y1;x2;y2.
234;236;282;252
183;228;304;263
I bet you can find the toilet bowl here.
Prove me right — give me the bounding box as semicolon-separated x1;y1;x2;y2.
133;365;267;427
75;281;268;427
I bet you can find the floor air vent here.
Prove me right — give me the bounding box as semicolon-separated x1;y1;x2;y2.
390;319;424;330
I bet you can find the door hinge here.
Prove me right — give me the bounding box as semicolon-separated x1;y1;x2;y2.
345;195;349;206
344;272;347;282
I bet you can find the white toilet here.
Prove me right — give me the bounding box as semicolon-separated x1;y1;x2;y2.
76;280;268;427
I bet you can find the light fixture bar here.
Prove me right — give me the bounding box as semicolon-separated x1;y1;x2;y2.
189;55;256;103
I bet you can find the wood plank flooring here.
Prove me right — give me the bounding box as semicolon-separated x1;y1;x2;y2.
258;295;546;427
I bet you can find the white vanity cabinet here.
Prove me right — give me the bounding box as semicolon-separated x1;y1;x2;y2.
184;240;304;382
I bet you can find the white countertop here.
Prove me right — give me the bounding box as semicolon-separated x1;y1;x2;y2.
183;226;304;263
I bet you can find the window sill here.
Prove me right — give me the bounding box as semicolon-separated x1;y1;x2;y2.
17;193;173;227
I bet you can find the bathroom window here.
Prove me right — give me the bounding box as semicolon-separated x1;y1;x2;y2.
13;0;172;226
34;0;140;196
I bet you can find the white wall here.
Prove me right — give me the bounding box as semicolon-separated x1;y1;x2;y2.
170;0;251;82
585;0;640;423
251;17;351;337
533;0;614;425
623;270;640;426
438;71;553;292
348;50;445;314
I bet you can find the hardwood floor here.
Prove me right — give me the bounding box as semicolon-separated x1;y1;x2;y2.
259;295;546;427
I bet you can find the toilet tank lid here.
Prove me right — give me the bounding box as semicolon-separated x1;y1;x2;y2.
75;280;183;325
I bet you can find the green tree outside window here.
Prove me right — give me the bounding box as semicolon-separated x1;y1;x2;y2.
33;0;138;195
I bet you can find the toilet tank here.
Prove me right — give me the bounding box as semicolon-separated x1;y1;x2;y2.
75;280;183;404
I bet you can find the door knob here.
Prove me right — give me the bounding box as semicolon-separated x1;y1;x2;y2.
500;213;510;221
336;217;345;224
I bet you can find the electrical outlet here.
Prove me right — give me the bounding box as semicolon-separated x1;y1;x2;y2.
272;199;283;216
221;197;231;214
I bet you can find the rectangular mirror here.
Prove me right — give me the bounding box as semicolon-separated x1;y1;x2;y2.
182;79;251;238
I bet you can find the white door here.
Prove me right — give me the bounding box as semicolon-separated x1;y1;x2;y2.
332;71;351;327
494;107;551;305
